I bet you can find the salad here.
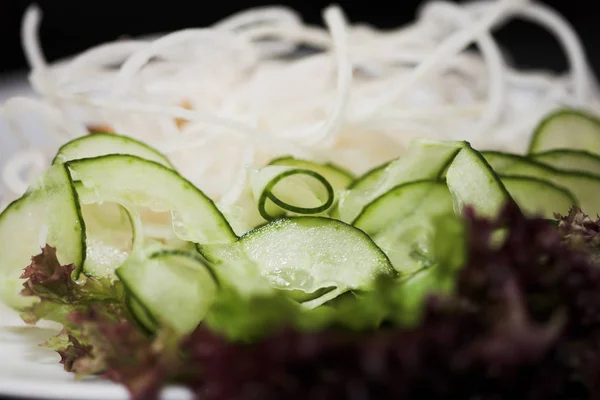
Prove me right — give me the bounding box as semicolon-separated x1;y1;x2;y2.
2;1;600;400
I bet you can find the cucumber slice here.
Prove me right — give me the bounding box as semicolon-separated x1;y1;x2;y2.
0;164;85;310
126;295;158;334
330;161;390;220
66;155;236;244
53;132;174;169
532;150;600;175
482;151;600;215
353;180;454;275
347;161;390;191
268;156;354;192
528;109;600;155
80;202;134;280
249;166;334;220
500;176;576;218
200;217;395;309
336;139;466;223
117;247;217;335
77;180;192;251
446;146;511;217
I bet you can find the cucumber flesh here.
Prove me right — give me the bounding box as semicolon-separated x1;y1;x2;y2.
446;146;511;218
528;109;600;155
268;156;354;192
66;155;237;244
353;180;453;275
347;161;390;191
200;217;395;308
80;202;134;280
117;247;217;335
500;176;577;218
532;150;600;176
77;180;193;251
336;139;465;223
126;295;158;334
0;164;85;310
482;151;600;216
330;160;390;220
53;132;174;169
241;217;394;297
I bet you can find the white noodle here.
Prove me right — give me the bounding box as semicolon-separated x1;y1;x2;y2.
288;5;352;147
354;0;526;121
21;5;46;72
2;149;47;195
214;6;303;31
1;0;598;203
519;3;592;105
418;1;507;138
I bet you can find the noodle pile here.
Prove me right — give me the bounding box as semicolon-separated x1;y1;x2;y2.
0;0;598;209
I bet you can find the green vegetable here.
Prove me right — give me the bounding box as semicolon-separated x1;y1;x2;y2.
0;164;85;310
528;108;600;155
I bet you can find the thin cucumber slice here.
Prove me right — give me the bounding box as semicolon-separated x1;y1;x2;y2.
446;146;511;217
330;161;390;219
532;149;600;175
77;180;192;250
66;155;236;244
200;217;395;309
347;161;391;191
126;295;158;334
353;180;454;275
53;132;174;169
79;179;197;257
500;176;577;218
482;151;600;215
79;202;134;280
0;164;85;310
528;109;600;155
336;139;466;223
268;156;355;191
249;166;334;220
198;240;275;298
240;217;395;308
117;247;217;335
480;151;519;172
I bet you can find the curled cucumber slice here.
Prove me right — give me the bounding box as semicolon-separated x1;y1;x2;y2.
347;161;390;191
336;139;466;223
528;109;600;155
0;164;85;309
199;216;395;309
53;132;174;169
500;176;577;218
250;166;335;221
66;154;237;245
117;247;218;335
354;180;454;275
482;151;600;216
268;156;354;192
446;146;511;218
532;149;600;176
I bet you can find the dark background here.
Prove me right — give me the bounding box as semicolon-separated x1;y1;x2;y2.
0;0;598;75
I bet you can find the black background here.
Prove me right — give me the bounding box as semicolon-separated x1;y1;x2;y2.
0;0;598;75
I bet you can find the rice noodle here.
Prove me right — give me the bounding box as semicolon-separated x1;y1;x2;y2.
0;0;598;209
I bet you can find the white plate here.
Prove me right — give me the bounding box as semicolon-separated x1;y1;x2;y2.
0;74;192;400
